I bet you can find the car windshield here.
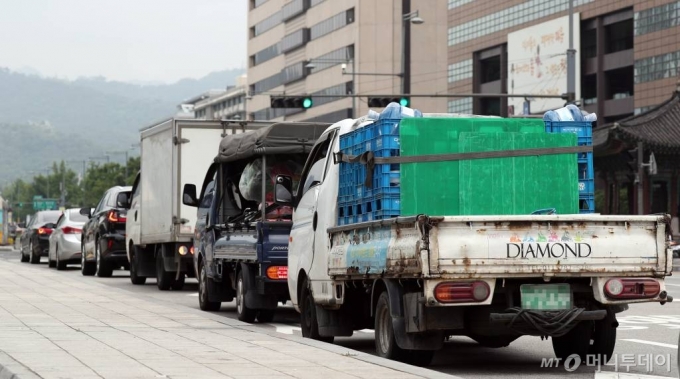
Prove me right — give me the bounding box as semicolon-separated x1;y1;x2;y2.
38;211;62;224
68;210;89;222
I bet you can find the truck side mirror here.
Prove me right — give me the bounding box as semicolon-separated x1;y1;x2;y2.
116;192;131;209
275;175;293;205
183;184;198;207
79;207;92;218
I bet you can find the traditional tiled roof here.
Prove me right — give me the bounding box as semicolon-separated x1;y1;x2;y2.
595;88;680;153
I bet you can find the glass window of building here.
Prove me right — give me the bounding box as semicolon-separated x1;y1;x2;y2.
605;19;633;54
480;56;500;84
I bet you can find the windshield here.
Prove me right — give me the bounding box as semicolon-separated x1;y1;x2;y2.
68;210;89;222
37;211;62;224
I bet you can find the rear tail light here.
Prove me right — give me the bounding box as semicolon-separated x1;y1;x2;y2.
108;210;127;223
434;281;490;303
62;226;82;234
266;266;288;280
190;246;195;255
604;278;660;299
178;246;188;256
37;227;53;235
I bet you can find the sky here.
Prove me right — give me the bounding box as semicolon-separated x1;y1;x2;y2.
0;0;247;84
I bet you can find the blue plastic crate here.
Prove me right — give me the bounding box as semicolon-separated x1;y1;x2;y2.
371;164;400;195
578;160;594;179
340;130;354;151
544;121;592;141
579;196;595;213
545;121;593;159
578;179;595;195
370;194;401;212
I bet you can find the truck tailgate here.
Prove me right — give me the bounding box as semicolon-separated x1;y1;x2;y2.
430;215;671;278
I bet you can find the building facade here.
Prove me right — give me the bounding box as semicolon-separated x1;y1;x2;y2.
181;75;248;121
247;0;449;122
447;0;680;124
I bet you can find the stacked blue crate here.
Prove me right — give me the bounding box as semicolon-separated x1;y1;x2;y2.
338;130;356;225
362;119;401;220
336;119;402;224
544;121;594;214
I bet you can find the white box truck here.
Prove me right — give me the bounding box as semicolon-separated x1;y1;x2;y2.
124;118;259;290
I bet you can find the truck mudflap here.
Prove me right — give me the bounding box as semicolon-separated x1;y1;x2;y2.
489;308;607;337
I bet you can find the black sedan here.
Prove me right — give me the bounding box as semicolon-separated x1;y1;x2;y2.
20;210;62;264
80;185;131;277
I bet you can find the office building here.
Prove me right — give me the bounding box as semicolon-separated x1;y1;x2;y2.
447;0;680;124
247;0;449;122
181;75;248;121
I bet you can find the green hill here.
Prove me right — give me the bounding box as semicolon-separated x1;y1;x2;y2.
0;68;244;186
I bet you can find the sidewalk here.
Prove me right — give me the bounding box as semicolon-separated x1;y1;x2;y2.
0;259;456;379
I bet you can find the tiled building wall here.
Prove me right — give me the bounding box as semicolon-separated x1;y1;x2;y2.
448;0;680;114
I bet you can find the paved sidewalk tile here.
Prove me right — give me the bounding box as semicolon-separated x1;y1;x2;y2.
0;260;456;379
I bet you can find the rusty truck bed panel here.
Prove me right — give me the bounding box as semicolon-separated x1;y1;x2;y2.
327;214;671;279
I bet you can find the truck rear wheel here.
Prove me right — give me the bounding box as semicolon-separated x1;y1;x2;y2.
552;320;593;363
375;291;406;361
589;315;616;363
236;270;257;323
198;260;221;311
156;251;174;291
129;245;146;285
300;278;334;343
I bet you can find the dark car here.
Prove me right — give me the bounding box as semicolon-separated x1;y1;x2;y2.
80;186;132;277
20;210;62;264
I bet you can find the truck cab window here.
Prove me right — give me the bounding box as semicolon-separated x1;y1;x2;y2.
298;135;333;197
199;180;215;209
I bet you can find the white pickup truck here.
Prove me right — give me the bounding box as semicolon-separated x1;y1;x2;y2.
274;117;674;367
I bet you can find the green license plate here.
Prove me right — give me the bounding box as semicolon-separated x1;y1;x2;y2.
520;284;572;310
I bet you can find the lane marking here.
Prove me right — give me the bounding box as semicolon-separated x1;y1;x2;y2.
270;324;302;335
662;283;680;287
621;339;678;349
186;293;198;297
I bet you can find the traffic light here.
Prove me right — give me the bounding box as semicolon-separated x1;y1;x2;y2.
270;96;313;109
367;97;410;108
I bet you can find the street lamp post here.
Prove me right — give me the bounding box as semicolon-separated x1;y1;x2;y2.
401;9;424;95
305;58;357;117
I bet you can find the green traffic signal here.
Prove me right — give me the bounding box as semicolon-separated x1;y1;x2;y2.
302;97;313;109
399;97;409;107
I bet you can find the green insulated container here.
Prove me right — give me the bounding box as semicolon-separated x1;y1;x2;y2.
399;117;579;216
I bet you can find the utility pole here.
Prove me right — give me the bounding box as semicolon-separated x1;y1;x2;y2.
566;0;576;103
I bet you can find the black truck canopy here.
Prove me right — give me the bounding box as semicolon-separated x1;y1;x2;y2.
215;122;330;163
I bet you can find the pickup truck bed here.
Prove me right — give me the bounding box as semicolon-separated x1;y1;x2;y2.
328;214;671;304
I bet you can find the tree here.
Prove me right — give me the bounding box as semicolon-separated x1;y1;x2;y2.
81;162;128;206
125;156;140;185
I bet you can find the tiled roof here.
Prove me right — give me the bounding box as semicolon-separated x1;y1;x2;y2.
611;90;680;152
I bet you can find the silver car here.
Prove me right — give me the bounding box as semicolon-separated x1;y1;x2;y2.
48;208;89;270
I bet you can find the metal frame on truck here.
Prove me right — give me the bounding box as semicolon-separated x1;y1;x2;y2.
182;122;328;322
